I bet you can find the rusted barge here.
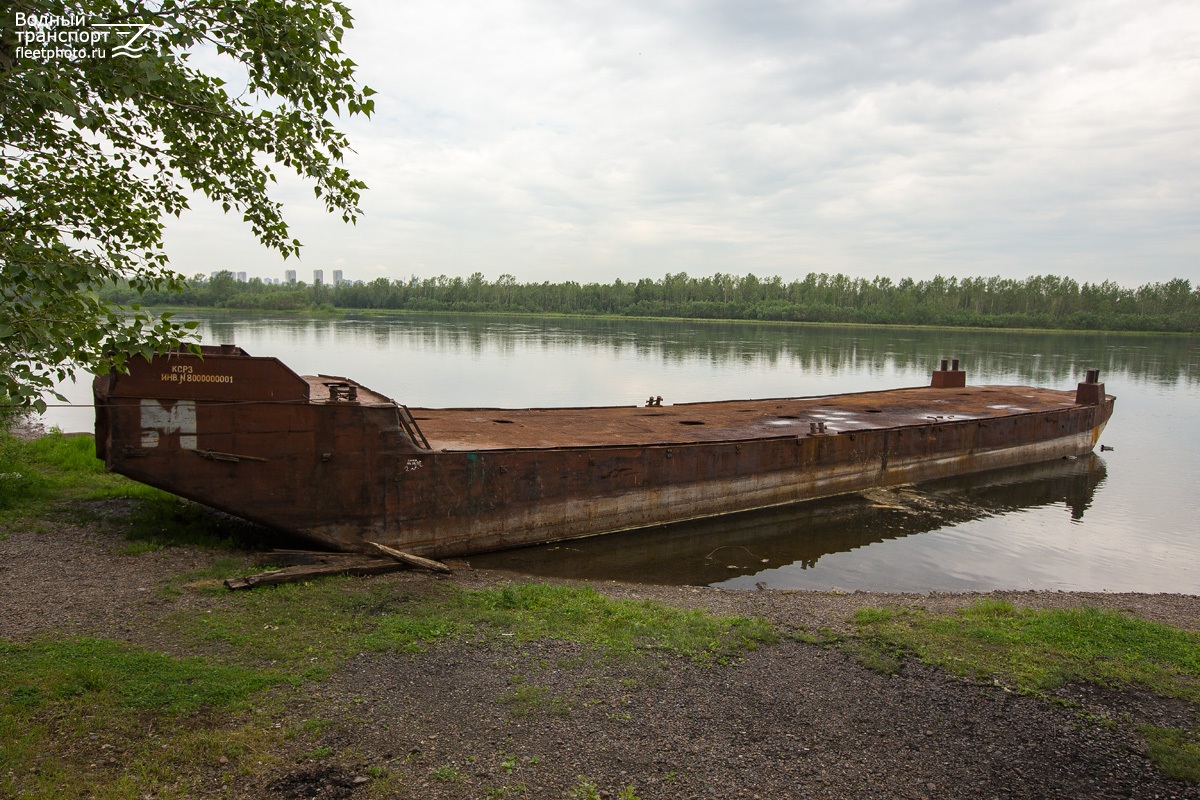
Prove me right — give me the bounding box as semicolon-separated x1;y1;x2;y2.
93;347;1114;558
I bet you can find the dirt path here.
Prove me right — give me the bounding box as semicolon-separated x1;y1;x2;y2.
2;520;1199;799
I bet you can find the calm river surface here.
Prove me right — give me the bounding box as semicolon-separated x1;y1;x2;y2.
44;312;1200;594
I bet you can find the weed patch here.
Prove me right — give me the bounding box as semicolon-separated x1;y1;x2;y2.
0;431;96;515
174;578;386;677
431;763;464;783
500;678;572;717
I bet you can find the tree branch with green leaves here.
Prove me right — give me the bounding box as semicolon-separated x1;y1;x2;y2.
0;0;374;411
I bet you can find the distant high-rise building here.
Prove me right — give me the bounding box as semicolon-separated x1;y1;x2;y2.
236;271;247;282
313;269;324;285
285;269;297;284
332;269;344;286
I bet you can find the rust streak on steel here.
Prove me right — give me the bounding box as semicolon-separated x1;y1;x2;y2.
94;345;1115;558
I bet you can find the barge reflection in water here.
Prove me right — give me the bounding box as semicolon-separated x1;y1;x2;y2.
468;454;1107;589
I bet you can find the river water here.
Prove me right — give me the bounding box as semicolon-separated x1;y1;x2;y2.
43;312;1200;593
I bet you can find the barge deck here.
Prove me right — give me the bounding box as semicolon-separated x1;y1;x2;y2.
409;385;1083;451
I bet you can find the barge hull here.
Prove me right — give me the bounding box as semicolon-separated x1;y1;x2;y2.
378;410;1106;558
93;348;1114;557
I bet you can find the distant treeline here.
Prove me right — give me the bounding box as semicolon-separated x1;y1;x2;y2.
102;271;1200;332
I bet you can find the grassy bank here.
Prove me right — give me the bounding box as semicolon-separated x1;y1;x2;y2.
2;428;1198;795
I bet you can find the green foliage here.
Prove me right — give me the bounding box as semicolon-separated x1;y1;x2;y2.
568;776;640;800
106;270;1200;333
853;601;1200;701
0;435;51;511
1;0;373;408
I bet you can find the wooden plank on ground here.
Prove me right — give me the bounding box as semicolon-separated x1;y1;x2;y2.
366;541;453;574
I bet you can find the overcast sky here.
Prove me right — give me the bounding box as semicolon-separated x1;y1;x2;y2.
165;0;1200;287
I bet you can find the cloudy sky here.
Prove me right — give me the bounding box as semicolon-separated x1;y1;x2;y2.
165;0;1200;287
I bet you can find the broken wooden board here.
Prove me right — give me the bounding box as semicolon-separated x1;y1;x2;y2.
366;541;453;574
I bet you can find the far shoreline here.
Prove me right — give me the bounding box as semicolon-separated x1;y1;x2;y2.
131;303;1199;338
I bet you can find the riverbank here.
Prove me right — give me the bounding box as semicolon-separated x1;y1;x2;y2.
124;302;1200;338
2;508;1198;799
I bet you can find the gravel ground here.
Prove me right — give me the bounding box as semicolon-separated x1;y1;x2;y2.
2;516;1199;799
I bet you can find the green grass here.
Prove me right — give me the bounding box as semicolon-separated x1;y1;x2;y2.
177;579;777;677
177;578;390;678
0;430;99;513
0;638;281;715
0;429;276;550
0;637;287;799
1142;726;1200;783
440;582;778;662
853;600;1200;701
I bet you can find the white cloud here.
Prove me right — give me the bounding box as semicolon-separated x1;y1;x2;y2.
162;0;1200;286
